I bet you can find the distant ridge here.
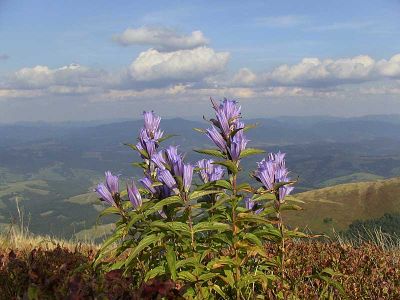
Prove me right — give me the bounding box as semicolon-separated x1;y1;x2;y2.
286;177;400;234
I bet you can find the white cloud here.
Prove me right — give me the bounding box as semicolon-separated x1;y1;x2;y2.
232;68;257;86
129;47;230;82
11;64;106;89
0;54;9;60
230;53;400;88
113;26;209;51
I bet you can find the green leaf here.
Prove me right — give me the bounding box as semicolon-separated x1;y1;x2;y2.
124;143;138;151
145;266;166;281
210;284;228;299
193;221;230;233
177;271;197;282
150;220;190;235
145;196;183;216
237;212;273;225
158;134;177;143
194;148;226;158
189;190;221;200
124;233;164;267
213;179;232;190
273;180;296;190
193;127;207;133
213;160;238;174
241;232;263;247
207;257;236;269
280;203;302;211
166;245;177;281
99;206;120;218
239;148;265;158
243;123;257;132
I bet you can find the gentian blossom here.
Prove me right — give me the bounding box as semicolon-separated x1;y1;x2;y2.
213;99;241;138
197;159;224;183
206;126;227;153
229;122;248;161
127;179;142;209
105;171;119;195
206;99;248;161
94;183;115;206
136;111;163;158
164;146;184;177
140;176;156;194
94;171;119;206
183;164;194;192
244;197;263;214
157;169;177;190
255;151;294;201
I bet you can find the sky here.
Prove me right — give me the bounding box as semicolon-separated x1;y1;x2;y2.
1;0;400;122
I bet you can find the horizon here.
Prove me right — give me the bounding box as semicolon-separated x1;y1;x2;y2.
1;1;400;122
1;113;400;126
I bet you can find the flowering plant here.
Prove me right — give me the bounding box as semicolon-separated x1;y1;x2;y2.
93;99;332;299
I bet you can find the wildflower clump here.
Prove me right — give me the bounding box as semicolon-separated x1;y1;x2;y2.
93;99;342;299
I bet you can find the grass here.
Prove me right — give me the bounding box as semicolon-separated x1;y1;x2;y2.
285;177;400;234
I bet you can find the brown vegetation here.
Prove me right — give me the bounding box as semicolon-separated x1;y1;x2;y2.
0;239;398;299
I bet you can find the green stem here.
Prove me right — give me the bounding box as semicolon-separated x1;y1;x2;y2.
232;173;241;300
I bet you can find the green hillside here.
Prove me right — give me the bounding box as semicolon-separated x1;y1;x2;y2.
285;177;400;234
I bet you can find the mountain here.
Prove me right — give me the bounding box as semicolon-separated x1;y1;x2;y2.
1;115;400;239
285;177;400;234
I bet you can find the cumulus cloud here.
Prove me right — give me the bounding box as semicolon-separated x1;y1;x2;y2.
232;53;400;88
129;47;230;82
113;26;209;51
10;64;107;89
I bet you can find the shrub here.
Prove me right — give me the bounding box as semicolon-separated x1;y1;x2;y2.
93;99;342;299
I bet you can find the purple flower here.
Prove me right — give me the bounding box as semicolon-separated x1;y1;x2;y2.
140;176;156;194
164;146;184;177
137;128;157;158
105;171;119;195
206;126;227;153
157;169;177;190
214;99;241;126
229;123;248;161
151;151;167;170
254;151;294;201
143;111;162;139
244;197;263;214
127;179;142;209
183;164;194;192
197;159;224;183
94;183;115;206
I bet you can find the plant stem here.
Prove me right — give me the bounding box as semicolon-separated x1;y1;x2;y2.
232;173;241;300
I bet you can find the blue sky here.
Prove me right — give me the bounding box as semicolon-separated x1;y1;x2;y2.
1;0;400;122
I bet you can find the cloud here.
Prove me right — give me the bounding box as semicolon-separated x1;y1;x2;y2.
129;47;230;82
0;54;9;60
9;64;107;89
232;53;400;88
113;26;209;51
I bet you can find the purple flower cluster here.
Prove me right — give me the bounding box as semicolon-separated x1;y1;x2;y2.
254;151;294;201
139;144;194;196
94;171;119;206
136;111;164;158
95;171;144;210
197;159;225;183
206;99;248;161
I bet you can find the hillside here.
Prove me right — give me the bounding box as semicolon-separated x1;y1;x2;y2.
285;177;400;234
